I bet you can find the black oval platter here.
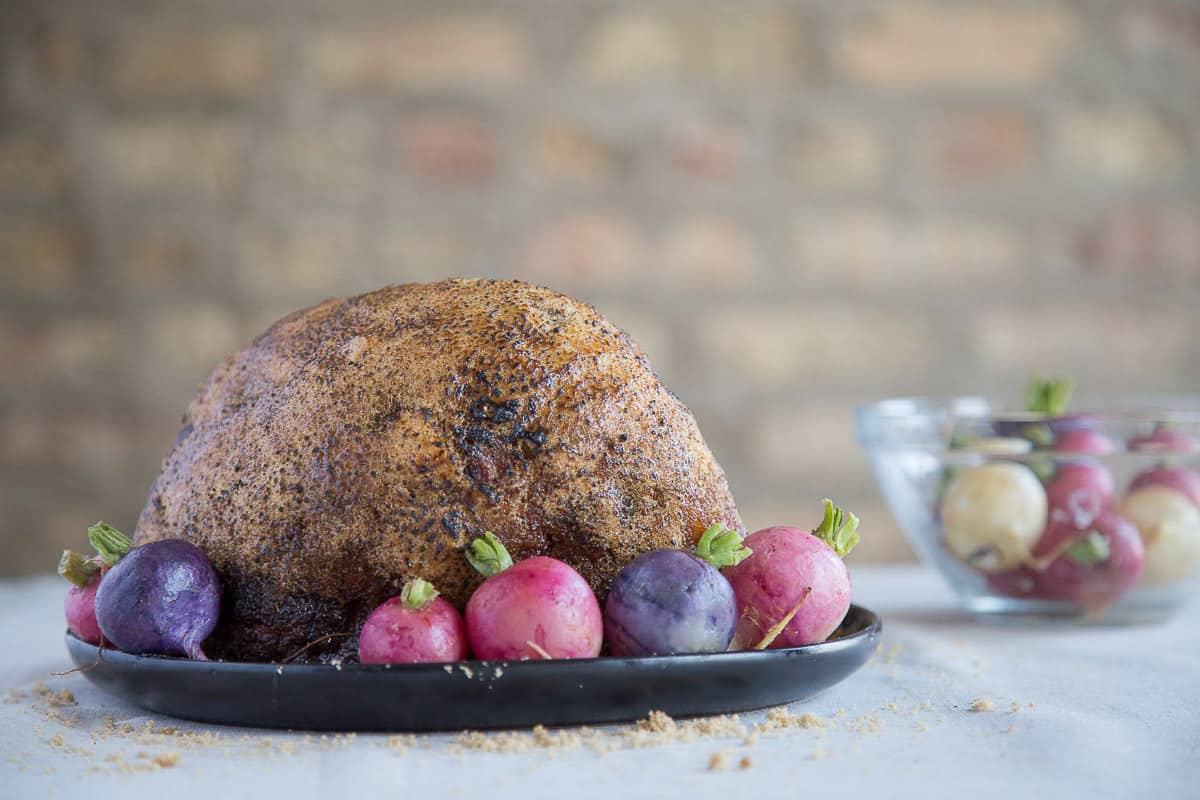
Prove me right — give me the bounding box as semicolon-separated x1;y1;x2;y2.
65;604;881;732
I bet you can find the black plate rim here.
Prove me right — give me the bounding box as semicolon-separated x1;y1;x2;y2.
66;603;880;673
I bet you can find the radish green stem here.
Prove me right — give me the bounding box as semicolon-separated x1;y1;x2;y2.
400;578;439;611
811;499;860;558
1025;377;1074;416
752;588;812;650
695;523;752;568
466;532;513;577
1065;531;1111;565
87;522;132;566
57;550;99;587
1022;530;1110;572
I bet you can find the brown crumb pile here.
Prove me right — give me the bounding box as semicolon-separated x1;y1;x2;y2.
454;725;608;755
752;708;827;739
21;667;1007;774
969;698;997;713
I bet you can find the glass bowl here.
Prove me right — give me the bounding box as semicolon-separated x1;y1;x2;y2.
857;395;1200;624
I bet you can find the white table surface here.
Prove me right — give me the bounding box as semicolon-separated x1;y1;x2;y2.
2;566;1195;800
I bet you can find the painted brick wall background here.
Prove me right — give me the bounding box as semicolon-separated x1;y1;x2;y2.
2;0;1199;575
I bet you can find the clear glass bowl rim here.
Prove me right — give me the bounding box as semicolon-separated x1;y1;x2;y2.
856;394;1200;452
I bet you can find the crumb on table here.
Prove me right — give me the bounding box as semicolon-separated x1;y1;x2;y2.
969;698;997;713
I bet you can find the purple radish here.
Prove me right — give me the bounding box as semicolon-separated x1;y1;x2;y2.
603;524;745;657
1128;466;1200;509
359;579;467;664
57;522;134;645
464;533;602;660
1033;511;1144;611
95;539;221;660
723;500;859;649
1128;426;1199;454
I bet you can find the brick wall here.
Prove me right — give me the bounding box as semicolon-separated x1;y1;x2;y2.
2;0;1199;575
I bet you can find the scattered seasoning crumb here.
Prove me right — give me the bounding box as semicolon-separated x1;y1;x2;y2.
1027;702;1035;709
884;702;900;712
970;698;997;713
850;713;883;735
919;700;934;711
493;665;504;679
47;689;76;707
387;735;417;753
458;665;475;679
916;722;929;732
1010;702;1021;713
751;708;826;737
707;751;730;771
738;755;752;770
443;665;454;674
153;752;180;768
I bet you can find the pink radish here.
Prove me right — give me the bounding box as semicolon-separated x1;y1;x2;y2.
359;579;468;664
723;500;859;649
1033;510;1144;611
1128;426;1199;454
64;574;104;645
1045;462;1115;526
1053;429;1114;455
1128;466;1200;509
57;522;133;645
464;533;602;660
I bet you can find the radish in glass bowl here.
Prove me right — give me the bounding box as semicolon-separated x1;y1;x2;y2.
857;379;1200;623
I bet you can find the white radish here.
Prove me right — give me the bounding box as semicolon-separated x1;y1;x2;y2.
1118;486;1200;585
941;463;1048;573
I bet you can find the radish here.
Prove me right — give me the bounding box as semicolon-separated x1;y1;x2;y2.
993;377;1095;444
1119;486;1200;585
603;524;745;657
464;533;602;660
1033;510;1144;611
1128;425;1199;454
57;522;134;645
1045;462;1115;526
95;539;221;660
986;566;1044;600
64;575;104;645
722;500;859;649
1128;466;1200;510
1053;429;1114;455
359;579;467;664
941;463;1047;573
